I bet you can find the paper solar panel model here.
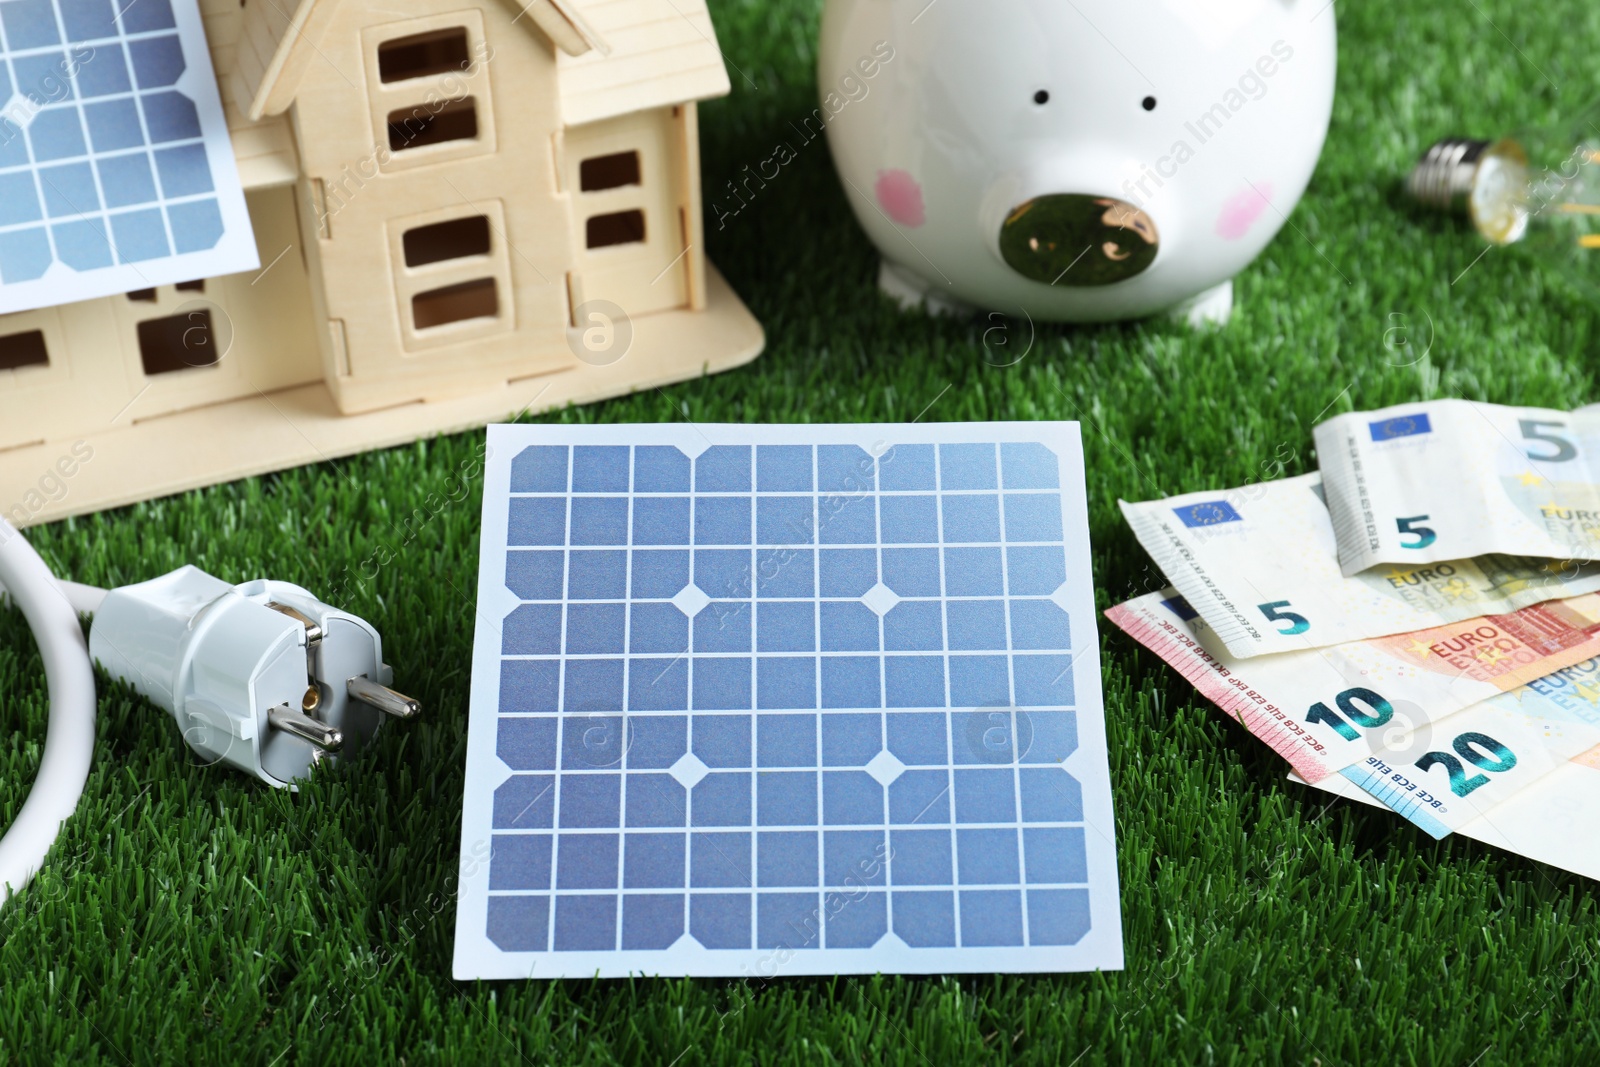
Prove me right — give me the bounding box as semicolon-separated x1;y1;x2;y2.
0;0;762;530
452;423;1125;979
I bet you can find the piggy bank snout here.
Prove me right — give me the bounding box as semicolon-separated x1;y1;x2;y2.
998;194;1159;287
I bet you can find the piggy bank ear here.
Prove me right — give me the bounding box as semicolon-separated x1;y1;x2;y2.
874;169;926;227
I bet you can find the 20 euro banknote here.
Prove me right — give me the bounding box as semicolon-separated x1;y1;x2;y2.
1119;472;1600;658
1104;588;1600;783
1315;399;1600;575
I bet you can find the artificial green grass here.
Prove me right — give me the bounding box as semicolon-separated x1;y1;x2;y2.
5;0;1600;1062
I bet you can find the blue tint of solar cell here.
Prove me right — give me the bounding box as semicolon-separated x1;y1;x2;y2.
689;831;750;887
1004;494;1064;542
1000;442;1060;489
129;34;185;88
511;446;568;491
629;658;687;711
823;829;885;887
558;775;622;828
572;445;629;491
633;497;690;544
493;774;555;829
508;497;565;546
624;773;686;827
942;495;1001;542
84;99;143;151
879;443;936;490
556;833;619;889
888;769;950;824
566;603;625;654
756;656;815;710
51;219;112;269
141;91;200;142
1019;768;1083;821
960;889;1023;946
756;714;816;767
630;549;688;598
756;548;813;597
946;601;1007;651
695;496;752;545
486;896;548;951
692;715;751;767
881;548;940;597
692;772;751;826
952;709;1016;765
500;660;558;713
625;715;687;769
879;495;937;544
60;0;115;40
1022;826;1087;883
756;445;811;491
1020;711;1078;764
818;445;875;492
629;602;686;654
634;445;690;491
939;443;997;489
695;445;750;491
884;656;944;708
943;547;1003;595
496;711;558;767
490;833;552;890
694;549;752;599
505;550;564;599
1027;888;1090;945
953;769;1017;823
571;497;628;545
821;713;880;766
1010;601;1071;650
757;771;817;824
28;107;85;161
883;602;942;653
167;198;222;253
948;656;1009;708
621;894;684;949
822;771;882;824
818;549;875;596
13;53;71;100
694;602;751;653
957;828;1019;885
690;893;750;949
623;832;685;888
40;161;97;216
561;715;625;770
758;891;822;949
567;550;626;599
553;894;616;950
889;830;951;885
1014;655;1073;706
887;712;948;765
756;602;814;653
826;891;886;948
756;496;814;545
821;656;879;708
892;890;955;947
817;495;875;544
153;143;212;196
77;50;132;97
2;0;58;50
757;831;818;886
0;172;40;226
122;0;176;32
820;602;879;652
564;659;623;712
692;656;750;710
0;122;27;169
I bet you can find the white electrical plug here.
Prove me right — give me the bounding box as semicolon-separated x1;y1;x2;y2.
88;566;419;788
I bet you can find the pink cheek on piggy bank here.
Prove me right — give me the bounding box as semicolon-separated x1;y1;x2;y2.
1215;183;1274;240
875;169;926;228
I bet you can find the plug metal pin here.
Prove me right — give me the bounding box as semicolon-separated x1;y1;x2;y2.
269;703;344;750
347;676;421;719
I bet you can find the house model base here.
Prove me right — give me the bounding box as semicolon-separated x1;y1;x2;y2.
0;0;764;528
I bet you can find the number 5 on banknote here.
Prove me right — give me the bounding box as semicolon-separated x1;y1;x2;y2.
1257;600;1310;635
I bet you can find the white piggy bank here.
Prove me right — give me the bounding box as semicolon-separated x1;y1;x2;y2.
818;0;1337;325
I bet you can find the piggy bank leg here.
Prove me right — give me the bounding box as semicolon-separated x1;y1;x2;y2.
1170;280;1234;328
879;260;974;318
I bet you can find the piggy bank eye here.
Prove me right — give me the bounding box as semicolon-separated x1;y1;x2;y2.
1033;89;1049;105
1142;96;1157;111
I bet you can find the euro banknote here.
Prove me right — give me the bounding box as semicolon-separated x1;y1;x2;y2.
1119;472;1600;658
1315;400;1600;575
1103;588;1600;783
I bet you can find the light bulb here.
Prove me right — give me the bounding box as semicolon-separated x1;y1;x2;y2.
1406;115;1600;279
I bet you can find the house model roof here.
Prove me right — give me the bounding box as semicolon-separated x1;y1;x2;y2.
202;0;731;189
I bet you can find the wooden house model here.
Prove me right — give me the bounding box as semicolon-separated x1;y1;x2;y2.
0;0;763;526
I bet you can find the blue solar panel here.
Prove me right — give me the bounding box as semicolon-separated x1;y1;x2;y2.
0;0;256;312
454;426;1124;978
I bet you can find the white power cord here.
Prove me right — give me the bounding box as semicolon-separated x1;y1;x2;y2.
0;515;420;902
